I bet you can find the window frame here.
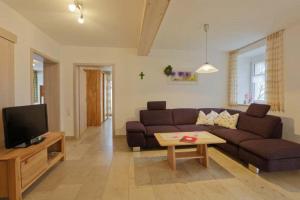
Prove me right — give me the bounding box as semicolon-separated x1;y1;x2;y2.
250;58;266;104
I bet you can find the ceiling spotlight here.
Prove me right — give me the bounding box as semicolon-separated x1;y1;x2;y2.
78;14;84;24
68;3;76;12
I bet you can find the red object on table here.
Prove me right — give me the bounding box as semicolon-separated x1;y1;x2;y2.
180;135;197;143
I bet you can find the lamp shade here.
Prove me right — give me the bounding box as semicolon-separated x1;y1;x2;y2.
196;63;219;73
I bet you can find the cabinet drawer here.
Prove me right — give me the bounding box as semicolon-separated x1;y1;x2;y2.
21;149;48;188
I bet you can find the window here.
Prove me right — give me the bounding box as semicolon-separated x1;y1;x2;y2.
236;46;266;105
251;61;266;102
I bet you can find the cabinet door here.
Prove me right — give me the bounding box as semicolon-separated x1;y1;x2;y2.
0;37;14;148
21;150;48;188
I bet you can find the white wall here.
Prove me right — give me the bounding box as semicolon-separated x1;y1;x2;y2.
282;23;300;137
0;1;60;106
79;68;87;134
61;47;228;136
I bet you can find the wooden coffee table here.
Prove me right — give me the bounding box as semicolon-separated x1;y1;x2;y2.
154;131;226;170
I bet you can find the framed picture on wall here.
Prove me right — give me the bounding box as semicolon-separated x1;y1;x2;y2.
170;71;198;82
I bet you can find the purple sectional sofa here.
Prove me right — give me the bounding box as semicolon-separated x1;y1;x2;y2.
126;101;300;172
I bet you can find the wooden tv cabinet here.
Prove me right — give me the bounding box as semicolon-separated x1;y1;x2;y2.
0;132;65;200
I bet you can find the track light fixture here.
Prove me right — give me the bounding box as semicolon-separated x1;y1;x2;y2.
78;14;84;24
68;3;77;12
68;1;85;24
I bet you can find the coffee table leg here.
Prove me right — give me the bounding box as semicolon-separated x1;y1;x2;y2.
197;144;209;167
196;144;203;164
167;146;176;170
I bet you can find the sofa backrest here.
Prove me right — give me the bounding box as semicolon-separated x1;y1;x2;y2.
237;112;282;138
223;109;242;115
140;107;242;127
199;108;224;114
172;108;198;125
198;108;241;115
140;110;173;126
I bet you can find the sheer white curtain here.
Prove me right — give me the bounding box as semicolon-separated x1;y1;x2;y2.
266;30;284;112
228;50;238;106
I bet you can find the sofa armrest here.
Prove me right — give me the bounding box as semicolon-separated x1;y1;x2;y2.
272;122;283;138
126;121;146;133
126;121;146;148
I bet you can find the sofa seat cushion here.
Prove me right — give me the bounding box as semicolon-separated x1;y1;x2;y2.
176;124;210;132
212;128;263;145
240;139;300;160
145;125;180;137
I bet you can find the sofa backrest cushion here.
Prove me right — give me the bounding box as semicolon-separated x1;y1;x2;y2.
224;109;242;115
198;108;241;115
246;103;271;118
237;112;282;138
140;110;173;126
147;101;166;110
172;109;198;125
199;108;224;114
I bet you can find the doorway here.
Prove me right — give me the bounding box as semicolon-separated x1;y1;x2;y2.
74;64;113;138
86;69;103;126
30;50;60;131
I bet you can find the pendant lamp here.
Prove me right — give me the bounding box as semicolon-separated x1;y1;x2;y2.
196;24;218;73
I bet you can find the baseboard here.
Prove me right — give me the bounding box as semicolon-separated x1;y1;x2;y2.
65;136;76;140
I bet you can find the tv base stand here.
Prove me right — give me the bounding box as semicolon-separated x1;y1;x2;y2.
0;132;65;200
30;136;46;145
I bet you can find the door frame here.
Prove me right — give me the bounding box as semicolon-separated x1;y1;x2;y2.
30;49;61;130
73;63;115;138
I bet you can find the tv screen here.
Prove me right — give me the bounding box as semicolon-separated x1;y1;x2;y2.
2;104;48;148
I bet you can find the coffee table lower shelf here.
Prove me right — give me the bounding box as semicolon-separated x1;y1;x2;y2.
167;144;208;170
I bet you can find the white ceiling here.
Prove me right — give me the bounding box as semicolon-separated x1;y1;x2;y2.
153;0;300;51
2;0;300;51
1;0;144;47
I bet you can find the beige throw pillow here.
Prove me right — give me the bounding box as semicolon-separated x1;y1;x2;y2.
215;110;239;129
196;111;219;126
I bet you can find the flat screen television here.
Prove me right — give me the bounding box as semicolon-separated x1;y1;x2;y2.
2;104;48;148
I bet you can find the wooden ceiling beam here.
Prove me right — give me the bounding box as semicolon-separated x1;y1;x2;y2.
137;0;170;56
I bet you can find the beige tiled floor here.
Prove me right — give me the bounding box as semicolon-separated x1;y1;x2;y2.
23;119;300;200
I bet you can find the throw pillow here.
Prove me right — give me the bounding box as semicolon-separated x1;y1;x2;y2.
215;110;239;129
208;111;219;124
196;111;219;125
